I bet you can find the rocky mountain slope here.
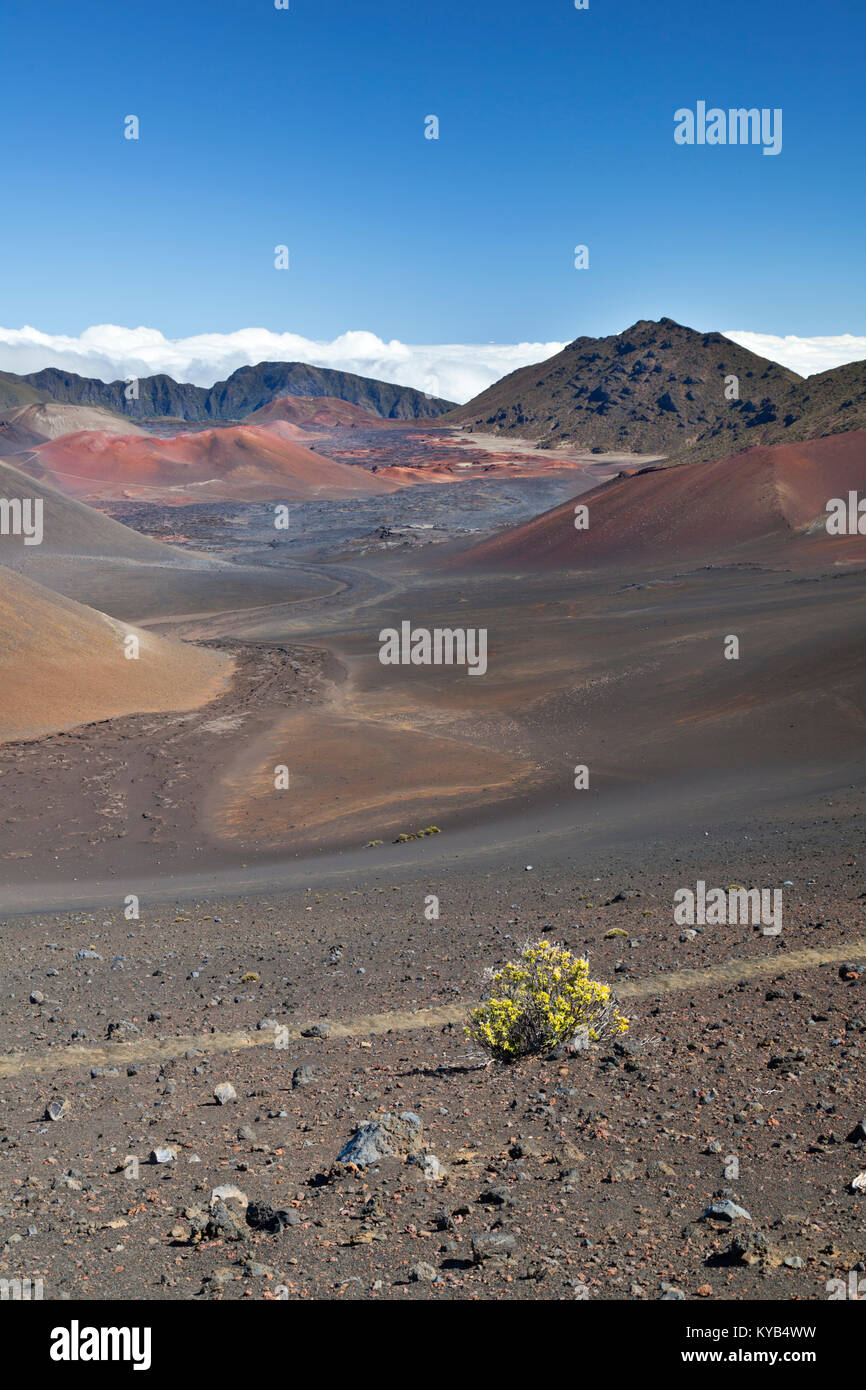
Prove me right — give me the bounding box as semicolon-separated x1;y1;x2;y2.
6;362;455;423
0;370;50;412
447;318;866;465
445;318;801;454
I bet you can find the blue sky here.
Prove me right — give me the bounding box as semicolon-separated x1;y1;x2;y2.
0;0;863;374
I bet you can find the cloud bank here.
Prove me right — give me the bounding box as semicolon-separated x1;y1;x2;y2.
0;325;566;405
0;324;862;404
721;330;866;379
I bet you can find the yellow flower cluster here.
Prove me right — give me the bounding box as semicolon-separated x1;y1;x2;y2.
466;940;629;1061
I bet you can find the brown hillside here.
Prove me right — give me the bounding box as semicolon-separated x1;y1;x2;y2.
461;431;866;569
0;566;232;741
245;395;385;430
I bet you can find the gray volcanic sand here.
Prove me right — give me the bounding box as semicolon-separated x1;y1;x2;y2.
142;552;866;871
32;558;338;625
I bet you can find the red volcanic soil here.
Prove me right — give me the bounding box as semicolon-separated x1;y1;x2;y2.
244;394;385;430
27;424;400;503
462;431;866;569
375;464;467;486
314;427;628;486
371;455;599;485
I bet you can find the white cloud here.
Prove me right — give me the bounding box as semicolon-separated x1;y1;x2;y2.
0;324;567;405
722;330;866;378
0;324;861;403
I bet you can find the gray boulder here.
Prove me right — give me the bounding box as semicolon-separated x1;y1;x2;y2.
337;1112;423;1168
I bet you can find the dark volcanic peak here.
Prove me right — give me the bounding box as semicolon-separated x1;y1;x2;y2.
12;361;455;424
14;369;210;422
445;317;802;455
206;362;454;421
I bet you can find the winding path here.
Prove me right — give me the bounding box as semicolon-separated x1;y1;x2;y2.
2;936;861;1081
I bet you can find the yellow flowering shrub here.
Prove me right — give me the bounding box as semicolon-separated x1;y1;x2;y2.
466;940;629;1061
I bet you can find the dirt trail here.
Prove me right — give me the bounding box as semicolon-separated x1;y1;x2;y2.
3;936;862;1081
